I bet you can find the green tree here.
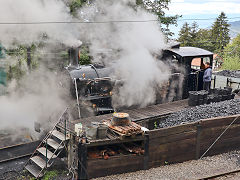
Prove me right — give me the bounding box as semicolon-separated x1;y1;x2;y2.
195;29;214;51
221;55;240;70
79;49;91;65
224;34;240;57
178;22;192;46
211;12;230;54
0;44;5;58
189;21;198;47
137;0;181;39
69;0;88;16
221;34;240;70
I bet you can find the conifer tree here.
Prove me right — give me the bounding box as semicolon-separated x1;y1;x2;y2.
211;12;230;53
178;22;192;46
189;21;198;47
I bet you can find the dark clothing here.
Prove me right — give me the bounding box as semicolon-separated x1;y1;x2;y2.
203;81;211;91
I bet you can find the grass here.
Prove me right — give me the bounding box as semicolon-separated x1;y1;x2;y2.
42;170;58;180
19;170;60;180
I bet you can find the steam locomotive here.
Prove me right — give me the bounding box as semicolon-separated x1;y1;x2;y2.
65;43;213;118
65;48;114;117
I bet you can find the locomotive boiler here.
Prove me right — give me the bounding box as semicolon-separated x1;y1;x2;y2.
65;43;213;118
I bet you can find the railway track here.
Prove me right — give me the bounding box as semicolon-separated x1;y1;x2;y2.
0;141;40;163
200;168;240;179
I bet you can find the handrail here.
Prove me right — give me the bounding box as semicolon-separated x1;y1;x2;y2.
74;78;81;119
24;108;69;175
56;124;76;136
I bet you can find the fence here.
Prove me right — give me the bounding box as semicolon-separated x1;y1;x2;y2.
212;75;240;90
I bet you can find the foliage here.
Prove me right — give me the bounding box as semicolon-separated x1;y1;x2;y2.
189;22;199;46
79;48;91;65
137;0;181;39
154;121;158;129
178;22;192;46
223;34;240;58
5;44;39;81
211;12;230;54
42;170;58;180
195;29;214;51
222;34;240;70
178;12;230;53
221;55;240;70
0;44;6;58
69;0;88;16
178;22;201;47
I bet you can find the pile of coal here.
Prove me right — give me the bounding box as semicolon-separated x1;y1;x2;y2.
188;88;234;106
188;90;208;106
159;99;240;128
214;70;240;78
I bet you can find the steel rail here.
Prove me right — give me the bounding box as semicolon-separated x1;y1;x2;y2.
200;168;240;179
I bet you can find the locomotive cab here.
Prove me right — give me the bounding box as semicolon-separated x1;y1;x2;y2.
163;46;213;99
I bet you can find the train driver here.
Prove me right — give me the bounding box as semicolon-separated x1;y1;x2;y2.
203;62;212;91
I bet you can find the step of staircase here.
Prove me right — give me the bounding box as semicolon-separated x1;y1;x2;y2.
52;130;70;141
25;164;43;178
30;156;51;169
45;138;64;150
37;147;57;159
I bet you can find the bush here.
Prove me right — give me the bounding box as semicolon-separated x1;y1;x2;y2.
221;55;240;70
79;50;91;65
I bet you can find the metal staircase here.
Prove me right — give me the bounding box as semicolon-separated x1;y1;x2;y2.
24;108;70;178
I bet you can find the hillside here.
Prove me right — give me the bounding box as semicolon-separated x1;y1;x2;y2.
229;20;240;38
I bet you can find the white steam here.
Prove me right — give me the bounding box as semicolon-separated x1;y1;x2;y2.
78;0;170;107
0;67;68;132
0;0;81;47
0;0;172;137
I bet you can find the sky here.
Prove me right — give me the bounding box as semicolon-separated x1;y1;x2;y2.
166;0;240;38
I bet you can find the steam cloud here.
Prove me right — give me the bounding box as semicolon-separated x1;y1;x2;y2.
0;0;172;136
0;0;77;135
0;0;82;47
0;67;68;133
78;0;170;107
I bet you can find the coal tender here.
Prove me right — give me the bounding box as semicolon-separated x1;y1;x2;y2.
188;87;235;106
66;48;114;116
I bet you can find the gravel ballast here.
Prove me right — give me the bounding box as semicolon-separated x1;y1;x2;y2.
214;70;240;78
158;99;240;128
94;150;240;180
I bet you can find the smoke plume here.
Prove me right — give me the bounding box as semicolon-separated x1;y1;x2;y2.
0;0;82;47
78;0;170;107
0;0;173;136
0;66;68;133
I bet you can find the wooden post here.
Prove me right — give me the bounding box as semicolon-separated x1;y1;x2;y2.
78;139;88;179
226;78;229;87
143;133;149;170
196;122;202;159
213;76;216;89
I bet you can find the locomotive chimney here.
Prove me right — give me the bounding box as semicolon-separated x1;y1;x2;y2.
68;47;80;67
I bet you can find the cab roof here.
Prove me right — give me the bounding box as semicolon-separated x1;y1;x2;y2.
168;47;213;57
